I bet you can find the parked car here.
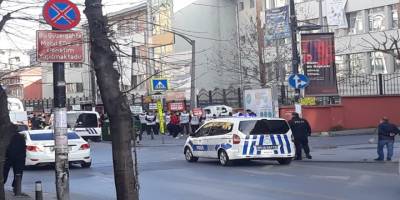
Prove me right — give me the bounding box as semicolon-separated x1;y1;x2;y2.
183;117;295;166
22;130;92;168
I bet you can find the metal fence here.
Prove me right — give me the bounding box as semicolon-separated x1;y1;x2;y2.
337;73;400;96
196;87;242;108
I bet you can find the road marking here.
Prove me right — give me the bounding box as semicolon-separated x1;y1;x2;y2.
311;175;350;181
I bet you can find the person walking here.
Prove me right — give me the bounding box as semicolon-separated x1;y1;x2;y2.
138;112;147;141
190;111;202;134
180;110;190;136
145;111;157;140
288;112;312;160
375;117;400;161
4;125;26;193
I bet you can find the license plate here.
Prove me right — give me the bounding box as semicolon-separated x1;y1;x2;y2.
256;145;278;150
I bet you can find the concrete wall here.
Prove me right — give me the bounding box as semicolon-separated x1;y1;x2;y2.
280;96;400;132
172;0;238;90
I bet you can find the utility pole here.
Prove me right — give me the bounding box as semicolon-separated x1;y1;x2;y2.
289;0;300;102
53;60;69;199
190;40;196;109
256;0;266;88
319;0;324;32
146;0;153;95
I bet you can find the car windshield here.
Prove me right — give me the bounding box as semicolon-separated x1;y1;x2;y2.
239;119;289;135
29;132;80;141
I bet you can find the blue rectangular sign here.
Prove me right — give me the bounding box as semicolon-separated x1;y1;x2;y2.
152;79;169;91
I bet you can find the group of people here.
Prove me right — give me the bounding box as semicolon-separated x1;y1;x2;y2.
136;110;204;141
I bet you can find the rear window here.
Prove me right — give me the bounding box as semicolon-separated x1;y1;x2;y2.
67;113;98;128
29;132;80;141
239;119;289;135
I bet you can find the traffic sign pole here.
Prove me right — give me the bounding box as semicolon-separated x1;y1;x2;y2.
289;0;301;102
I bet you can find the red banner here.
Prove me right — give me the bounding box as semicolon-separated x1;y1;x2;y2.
301;33;338;96
37;30;84;63
192;108;203;117
168;102;185;112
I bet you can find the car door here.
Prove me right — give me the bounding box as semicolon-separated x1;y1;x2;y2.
189;122;212;157
204;122;233;158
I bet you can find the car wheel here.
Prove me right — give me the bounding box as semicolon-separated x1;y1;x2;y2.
184;148;198;162
81;162;92;168
277;158;292;165
218;150;231;166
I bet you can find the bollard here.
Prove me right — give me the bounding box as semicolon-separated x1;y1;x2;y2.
35;181;43;200
14;174;22;196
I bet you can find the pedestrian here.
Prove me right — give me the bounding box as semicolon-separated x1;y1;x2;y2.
31;114;40;130
4;125;26;193
375;117;400;161
180;110;190;136
165;112;171;135
145;111;157;139
288;112;312;160
245;109;257;117
169;112;181;139
138;112;147;141
190;111;202;134
155;111;160;135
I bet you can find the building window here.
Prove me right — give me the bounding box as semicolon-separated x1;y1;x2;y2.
69;63;82;68
240;35;246;44
369;7;385;32
66;83;84;93
370;52;387;74
239;2;244;11
349;53;365;75
347;12;363;35
250;0;255;8
392;4;399;29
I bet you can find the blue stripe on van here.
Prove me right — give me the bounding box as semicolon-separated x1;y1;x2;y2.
242;135;250;155
277;135;285;154
249;135;257;155
270;135;278;155
257;135;264;155
283;135;291;154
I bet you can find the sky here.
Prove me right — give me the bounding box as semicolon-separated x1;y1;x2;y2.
0;0;196;52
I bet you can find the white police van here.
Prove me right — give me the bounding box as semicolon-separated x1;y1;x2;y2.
183;117;295;166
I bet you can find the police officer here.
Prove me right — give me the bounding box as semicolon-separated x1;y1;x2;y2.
4;125;26;192
288;112;312;160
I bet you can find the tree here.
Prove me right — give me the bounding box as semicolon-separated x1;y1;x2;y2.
84;1;139;199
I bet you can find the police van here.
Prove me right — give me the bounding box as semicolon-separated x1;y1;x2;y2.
183;117;295;166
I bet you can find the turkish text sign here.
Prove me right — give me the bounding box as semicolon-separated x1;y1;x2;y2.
37;30;84;63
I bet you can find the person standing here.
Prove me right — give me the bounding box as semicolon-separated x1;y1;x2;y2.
169;112;181;139
190;111;202;134
375;117;400;161
165;112;171;135
180;110;190;136
138;112;147;141
288;112;312;160
4;125;26;193
145;111;157;140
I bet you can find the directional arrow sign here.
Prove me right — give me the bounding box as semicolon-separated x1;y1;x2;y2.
288;74;310;89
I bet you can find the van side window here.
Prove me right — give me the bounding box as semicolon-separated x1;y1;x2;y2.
194;123;213;137
208;122;233;136
76;114;98;128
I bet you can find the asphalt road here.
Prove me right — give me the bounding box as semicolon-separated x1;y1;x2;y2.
11;135;400;200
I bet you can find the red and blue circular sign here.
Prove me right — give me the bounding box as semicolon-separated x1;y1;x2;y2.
43;0;81;30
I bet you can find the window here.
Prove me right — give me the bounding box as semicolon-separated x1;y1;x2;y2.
208;122;234;136
349;53;365;75
347;12;363;34
239;2;244;11
370;52;387;74
392;4;399;29
194;123;213;137
66;83;84;93
369;7;385;31
250;0;255;8
239;119;290;135
69;63;82;68
240;35;246;44
67;113;98;128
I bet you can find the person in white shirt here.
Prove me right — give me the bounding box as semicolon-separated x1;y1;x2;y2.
190;111;202;134
138;112;148;141
180;110;190;136
145;111;157;140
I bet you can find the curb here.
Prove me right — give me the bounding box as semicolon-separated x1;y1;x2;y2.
295;160;400;164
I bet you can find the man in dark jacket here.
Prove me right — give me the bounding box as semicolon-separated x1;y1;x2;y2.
375;117;400;161
4;125;26;191
288;112;312;160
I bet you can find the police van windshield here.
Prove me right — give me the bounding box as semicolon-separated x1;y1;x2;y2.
67;113;98;128
239;119;289;135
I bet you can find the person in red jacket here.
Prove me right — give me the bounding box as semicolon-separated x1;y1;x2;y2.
169;112;181;138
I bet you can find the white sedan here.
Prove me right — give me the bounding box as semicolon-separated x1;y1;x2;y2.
22;130;92;168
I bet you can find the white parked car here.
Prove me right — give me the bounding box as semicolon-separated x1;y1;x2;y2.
203;105;233;119
22;130;92;168
183;117;295;166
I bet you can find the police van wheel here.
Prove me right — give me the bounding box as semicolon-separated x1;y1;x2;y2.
277;158;292;165
185;148;198;162
218;150;231;166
